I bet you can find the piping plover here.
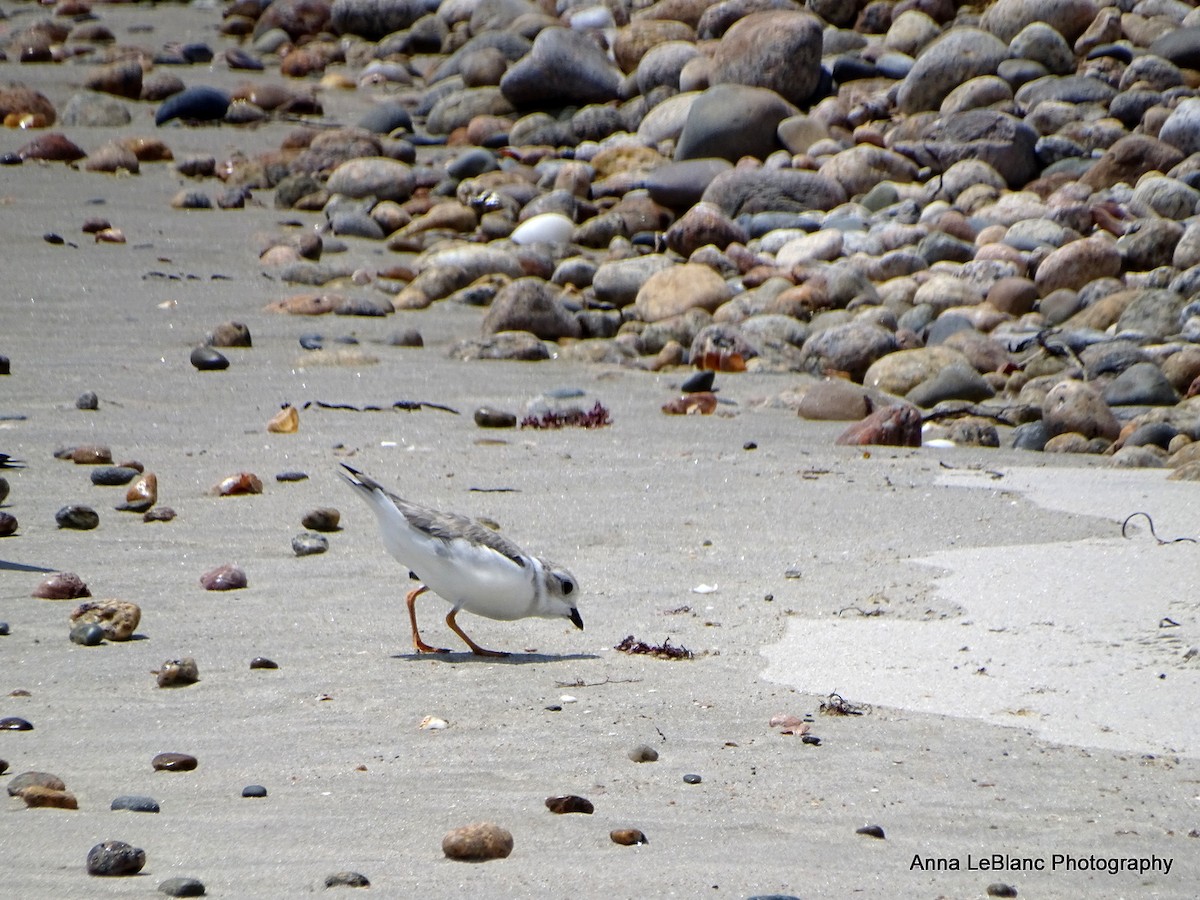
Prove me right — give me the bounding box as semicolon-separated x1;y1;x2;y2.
340;464;582;656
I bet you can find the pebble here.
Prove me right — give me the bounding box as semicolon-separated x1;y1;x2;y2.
76;391;99;410
56;504;100;530
986;884;1019;898
474;407;517;428
200;563;248;591
544;795;594;814
610;829;648;846
856;824;886;839
324;872;370;888
159;877;206;897
33;572;91;600
628;744;659;763
69;622;105;646
87;841;146;876
21;785;78;808
301;508;340;531
152;752;198;771
242;784;268;798
249;657;278;669
155;658;200;688
0;716;33;730
117;473;157;512
0;512;16;536
442;822;513;862
91;466;140;486
190;346;229;371
111;795;161;813
70;599;141;640
682;773;702;784
292;532;329;556
7;772;65;795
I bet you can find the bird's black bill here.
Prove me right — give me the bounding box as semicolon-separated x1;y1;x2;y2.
569;608;583;630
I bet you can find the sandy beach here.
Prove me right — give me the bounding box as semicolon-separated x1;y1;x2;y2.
2;2;1200;898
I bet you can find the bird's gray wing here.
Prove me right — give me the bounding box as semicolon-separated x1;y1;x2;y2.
392;496;527;568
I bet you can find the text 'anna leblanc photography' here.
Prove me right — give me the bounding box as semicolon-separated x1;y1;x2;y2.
910;853;1174;876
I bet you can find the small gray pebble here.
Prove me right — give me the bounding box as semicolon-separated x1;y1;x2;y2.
70;622;105;646
986;885;1018;898
292;532;329;556
0;476;8;503
159;877;206;897
91;466;139;486
76;391;99;410
682;773;702;784
386;328;423;347
242;784;267;798
324;871;370;888
0;622;9;635
111;795;160;813
627;744;658;762
56;504;100;530
275;471;309;482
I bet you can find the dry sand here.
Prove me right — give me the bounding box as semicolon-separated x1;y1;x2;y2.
2;6;1199;898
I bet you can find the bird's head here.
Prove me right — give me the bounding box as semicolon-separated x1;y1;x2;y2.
540;564;582;629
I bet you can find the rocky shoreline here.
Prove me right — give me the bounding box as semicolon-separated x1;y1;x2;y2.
6;0;1200;465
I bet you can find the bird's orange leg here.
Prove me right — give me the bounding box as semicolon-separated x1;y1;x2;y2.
446;608;508;657
407;585;450;654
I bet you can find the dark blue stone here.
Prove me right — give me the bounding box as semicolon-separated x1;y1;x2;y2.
111;794;160;813
156;87;231;126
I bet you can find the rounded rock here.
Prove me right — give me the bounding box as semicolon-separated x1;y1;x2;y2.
69;622;105;646
474;407;518;428
301;508;341;531
242;784;268;798
87;841;146;877
156;86;230;126
0;512;16;536
56;504;100;530
250;657;279;669
200;563;247;591
545;795;594;814
610;828;648;846
33;572;91;600
159;877;206;897
442;822;514;862
91;466;139;486
292;532;329;556
324;871;370;888
70;599;141;641
152;752;198;771
190;347;230;371
112;795;160;813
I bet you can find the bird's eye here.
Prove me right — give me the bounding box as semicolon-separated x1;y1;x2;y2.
561;579;574;596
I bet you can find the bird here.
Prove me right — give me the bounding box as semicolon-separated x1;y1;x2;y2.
339;463;582;657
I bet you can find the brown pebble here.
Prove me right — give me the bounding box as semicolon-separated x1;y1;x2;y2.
301;507;340;531
662;392;717;415
20;785;78;809
71;444;113;464
545;795;594;814
70;599;141;641
152;752;197;771
81;217;111;234
208;321;252;347
474;407;517;428
441;822;513;862
144;507;176;522
266;405;299;433
116;473;156;512
155;658;199;688
212;472;262;496
610;829;648;846
200;563;247;590
0;511;16;536
986;884;1018;898
94;228;126;244
32;572;91;600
